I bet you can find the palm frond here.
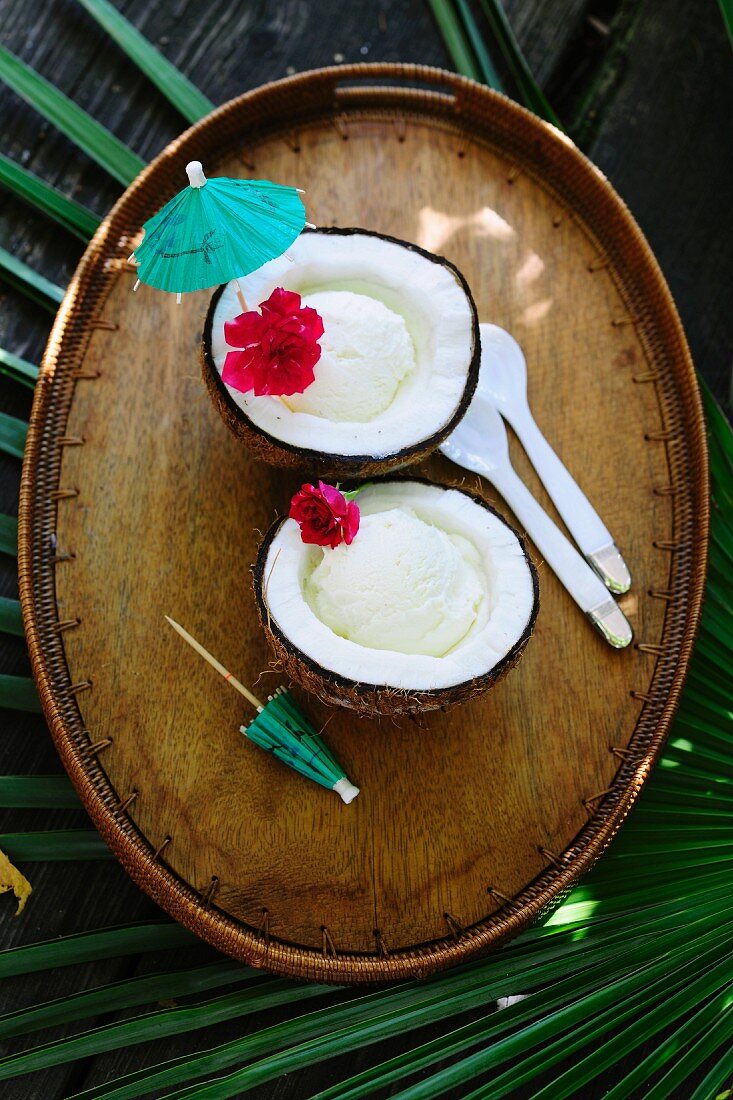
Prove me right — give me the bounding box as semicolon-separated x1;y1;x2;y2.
0;347;38;389
425;0;482;81
719;0;733;50
0;830;111;861
0;513;17;556
0;959;251;1041
688;1039;733;1100
603;988;733;1099
476;0;562;126
0;410;27;459
0;675;39;712
75;0;214;124
0;153;100;240
0;246;64;311
287;927;733;1100
453;0;505;89
0;922;196;979
0;596;23;636
0;977;338;1084
0;775;79;807
68;917;732;1100
0;46;144;185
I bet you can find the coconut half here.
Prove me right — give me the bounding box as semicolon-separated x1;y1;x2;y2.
253;479;539;717
201;228;480;478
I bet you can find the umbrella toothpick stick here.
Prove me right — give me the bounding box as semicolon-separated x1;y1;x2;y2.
165;616;264;709
165;616;359;803
234;280;248;312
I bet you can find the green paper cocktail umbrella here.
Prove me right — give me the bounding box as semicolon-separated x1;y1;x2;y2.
131;162;313;303
165;617;359;804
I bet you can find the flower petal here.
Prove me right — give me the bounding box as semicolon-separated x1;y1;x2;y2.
261;287;303;317
224;310;266;349
343;500;361;544
222;287;323;397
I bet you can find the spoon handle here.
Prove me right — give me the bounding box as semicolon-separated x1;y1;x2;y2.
489;464;633;649
504;405;631;595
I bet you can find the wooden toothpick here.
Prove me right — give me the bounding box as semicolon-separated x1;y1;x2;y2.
165;616;264;711
234;279;248;312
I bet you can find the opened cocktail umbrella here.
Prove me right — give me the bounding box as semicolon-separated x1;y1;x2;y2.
131;162;313;304
165;617;359;804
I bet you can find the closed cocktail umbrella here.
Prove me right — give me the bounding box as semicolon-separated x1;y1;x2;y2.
165;617;359;804
131;162;313;305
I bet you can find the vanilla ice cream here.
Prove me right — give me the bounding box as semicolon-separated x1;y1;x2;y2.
305;508;487;657
285;291;416;422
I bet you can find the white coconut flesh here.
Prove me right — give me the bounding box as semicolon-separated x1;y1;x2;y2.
261;482;536;692
210;231;476;457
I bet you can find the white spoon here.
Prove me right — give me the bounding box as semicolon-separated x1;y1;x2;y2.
440;394;633;648
478;324;631;595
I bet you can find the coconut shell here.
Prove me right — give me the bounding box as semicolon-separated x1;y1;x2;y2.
252;477;540;718
200;228;481;480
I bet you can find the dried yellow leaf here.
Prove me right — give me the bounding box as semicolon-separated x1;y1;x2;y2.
0;847;32;915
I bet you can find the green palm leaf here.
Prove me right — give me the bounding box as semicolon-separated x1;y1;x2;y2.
0;922;195;979
719;0;733;49
310;921;732;1100
70;920;731;1100
0;977;338;1083
0;246;64;311
75;0;214;124
0;674;40;712
0;775;78;807
604;989;733;1099
0;513;17;556
0;347;38;389
0;596;23;636
452;0;504;88
0;153;100;240
688;1039;733;1100
0;46;144;185
476;0;562;126
425;0;482;80
0;830;111;860
0;959;251;1041
0;410;27;459
523;955;733;1100
402;946;729;1100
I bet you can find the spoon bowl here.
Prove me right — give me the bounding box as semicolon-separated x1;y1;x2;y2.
440;392;509;476
476;323;529;411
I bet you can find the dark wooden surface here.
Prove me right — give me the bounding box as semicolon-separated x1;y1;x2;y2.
0;1;730;1096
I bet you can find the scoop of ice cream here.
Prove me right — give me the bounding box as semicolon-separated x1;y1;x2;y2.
305;508;486;657
284;291;416;422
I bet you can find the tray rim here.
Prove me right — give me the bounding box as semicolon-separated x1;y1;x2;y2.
18;62;709;983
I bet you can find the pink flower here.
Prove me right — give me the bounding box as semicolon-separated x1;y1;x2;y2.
289;481;360;549
222;287;324;397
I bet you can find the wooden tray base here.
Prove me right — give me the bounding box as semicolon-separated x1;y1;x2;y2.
19;65;708;982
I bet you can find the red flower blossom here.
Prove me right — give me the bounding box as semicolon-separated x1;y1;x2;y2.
222;287;324;397
289;481;360;549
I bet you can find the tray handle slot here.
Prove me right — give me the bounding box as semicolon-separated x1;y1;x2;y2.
330;63;464;111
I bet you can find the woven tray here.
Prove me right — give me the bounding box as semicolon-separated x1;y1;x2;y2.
19;64;708;983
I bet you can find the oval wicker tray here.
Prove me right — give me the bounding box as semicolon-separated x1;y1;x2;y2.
19;64;708;983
